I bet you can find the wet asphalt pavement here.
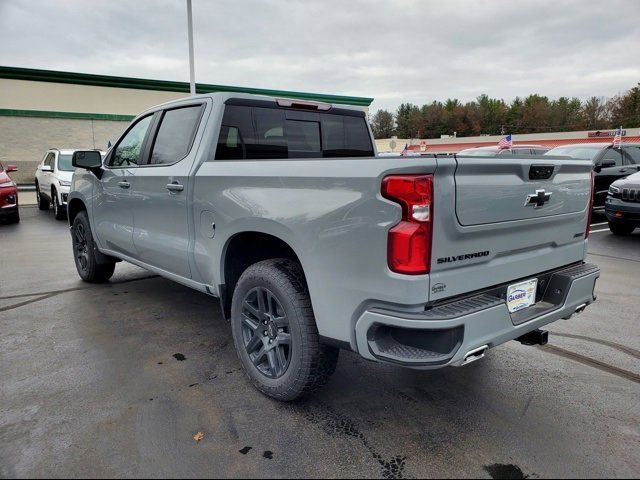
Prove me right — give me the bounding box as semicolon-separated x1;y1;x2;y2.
1;208;639;478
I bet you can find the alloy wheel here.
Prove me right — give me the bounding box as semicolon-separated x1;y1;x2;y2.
241;287;291;379
74;223;90;272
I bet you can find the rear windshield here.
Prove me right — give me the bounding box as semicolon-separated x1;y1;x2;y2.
58;154;74;171
545;146;602;161
215;104;374;160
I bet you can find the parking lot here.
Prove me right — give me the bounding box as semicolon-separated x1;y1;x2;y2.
1;206;639;478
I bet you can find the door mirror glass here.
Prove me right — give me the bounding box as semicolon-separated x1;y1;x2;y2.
72;150;103;169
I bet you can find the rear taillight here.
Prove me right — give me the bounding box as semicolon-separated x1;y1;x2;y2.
585;170;595;239
382;174;433;274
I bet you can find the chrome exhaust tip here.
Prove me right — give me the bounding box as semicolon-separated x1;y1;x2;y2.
574;303;587;314
461;345;489;366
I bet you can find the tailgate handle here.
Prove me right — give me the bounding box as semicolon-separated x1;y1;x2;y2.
529;165;555;180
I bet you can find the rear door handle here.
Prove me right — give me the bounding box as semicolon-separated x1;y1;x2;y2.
166;182;184;193
118;181;130;189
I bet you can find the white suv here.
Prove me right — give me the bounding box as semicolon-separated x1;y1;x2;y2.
35;149;104;220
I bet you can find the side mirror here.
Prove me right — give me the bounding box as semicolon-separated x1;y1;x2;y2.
41;165;53;173
601;159;617;169
6;165;18;173
72;150;103;170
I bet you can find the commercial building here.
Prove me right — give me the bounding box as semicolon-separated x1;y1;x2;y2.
0;66;373;183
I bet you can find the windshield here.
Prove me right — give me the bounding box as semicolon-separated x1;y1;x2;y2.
58;154;74;171
545;146;602;161
458;147;499;156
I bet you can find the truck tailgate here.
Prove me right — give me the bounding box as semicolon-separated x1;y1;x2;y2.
455;157;591;225
428;155;593;302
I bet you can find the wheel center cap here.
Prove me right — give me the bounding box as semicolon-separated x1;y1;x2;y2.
266;321;277;339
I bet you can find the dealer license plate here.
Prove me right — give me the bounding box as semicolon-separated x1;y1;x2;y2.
506;278;538;313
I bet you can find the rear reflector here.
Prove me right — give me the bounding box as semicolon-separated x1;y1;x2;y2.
382;175;434;275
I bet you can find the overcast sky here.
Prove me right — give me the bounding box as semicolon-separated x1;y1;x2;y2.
1;0;639;111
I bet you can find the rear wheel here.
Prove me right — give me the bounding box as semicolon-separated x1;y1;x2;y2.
608;221;635;236
36;182;50;210
72;211;115;283
231;259;339;401
53;189;66;220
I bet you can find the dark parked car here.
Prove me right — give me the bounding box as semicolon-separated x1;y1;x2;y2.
458;145;550;156
0;161;19;224
545;143;640;209
605;171;640;235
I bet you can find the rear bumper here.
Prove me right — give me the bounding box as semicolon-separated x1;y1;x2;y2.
354;263;600;368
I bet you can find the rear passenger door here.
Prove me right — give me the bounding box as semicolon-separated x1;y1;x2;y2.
131;102;206;278
40;152;55;197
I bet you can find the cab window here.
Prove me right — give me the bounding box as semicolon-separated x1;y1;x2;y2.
602;147;623;166
149;105;203;165
109;115;153;167
623;146;640;164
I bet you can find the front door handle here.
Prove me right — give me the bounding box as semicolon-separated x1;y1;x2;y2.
166;182;184;193
118;181;130;189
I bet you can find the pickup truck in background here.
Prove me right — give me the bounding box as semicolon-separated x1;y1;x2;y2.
67;93;600;401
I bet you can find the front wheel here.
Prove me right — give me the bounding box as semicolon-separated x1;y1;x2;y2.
71;211;115;283
231;259;339;401
608;220;635;236
53;190;66;220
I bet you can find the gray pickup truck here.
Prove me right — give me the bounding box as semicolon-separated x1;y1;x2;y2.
68;93;600;401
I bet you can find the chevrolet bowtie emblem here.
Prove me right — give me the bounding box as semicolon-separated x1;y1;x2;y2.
525;189;552;208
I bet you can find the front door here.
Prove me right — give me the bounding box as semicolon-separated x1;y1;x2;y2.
594;147;624;207
131;103;206;278
93;114;154;257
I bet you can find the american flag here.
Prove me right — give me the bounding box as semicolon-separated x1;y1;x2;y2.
613;127;622;148
498;134;512;149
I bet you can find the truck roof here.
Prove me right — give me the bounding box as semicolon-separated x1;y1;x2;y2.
139;92;366;117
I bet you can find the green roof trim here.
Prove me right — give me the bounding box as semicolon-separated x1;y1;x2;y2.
0;108;134;121
0;66;374;107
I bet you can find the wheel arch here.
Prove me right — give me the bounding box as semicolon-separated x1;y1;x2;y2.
220;231;304;320
67;197;87;226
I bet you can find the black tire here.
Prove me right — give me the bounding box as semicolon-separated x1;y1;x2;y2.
608;221;635;236
9;210;20;224
71;211;115;283
36;182;50;210
231;259;339;401
53;189;66;220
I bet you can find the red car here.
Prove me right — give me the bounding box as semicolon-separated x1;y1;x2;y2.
0;161;19;224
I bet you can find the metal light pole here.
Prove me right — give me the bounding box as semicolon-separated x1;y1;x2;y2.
186;0;196;96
